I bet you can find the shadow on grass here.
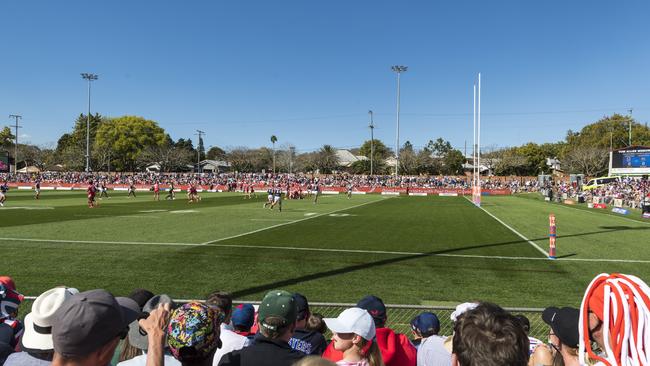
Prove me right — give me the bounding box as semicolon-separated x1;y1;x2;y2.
0;194;267;228
222;225;650;298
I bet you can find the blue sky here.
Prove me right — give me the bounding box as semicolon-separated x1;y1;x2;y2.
1;0;648;153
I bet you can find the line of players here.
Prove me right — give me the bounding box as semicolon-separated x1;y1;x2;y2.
0;179;353;209
86;180;201;208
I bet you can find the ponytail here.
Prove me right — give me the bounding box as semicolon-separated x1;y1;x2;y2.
358;338;384;366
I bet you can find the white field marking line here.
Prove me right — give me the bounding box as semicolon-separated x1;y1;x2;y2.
463;197;549;257
199;197;391;245
0;237;198;246
250;218;295;222
1;236;648;263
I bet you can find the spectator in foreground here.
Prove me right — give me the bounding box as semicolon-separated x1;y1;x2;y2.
323;295;416;366
324;307;384;366
0;276;25;349
218;289;304;366
292;355;336;366
410;312;450;366
288;293;327;355
114;288;157;364
4;287;76;366
451;302;529;366
50;289;143;366
579;273;650;366
167;302;223;366
205;291;251;366
305;313;326;335
513;314;543;356
529;306;580;366
117;294;180;366
230;304;255;340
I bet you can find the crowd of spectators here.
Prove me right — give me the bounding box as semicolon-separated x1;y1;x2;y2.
0;172;538;192
542;177;650;209
2;272;649;366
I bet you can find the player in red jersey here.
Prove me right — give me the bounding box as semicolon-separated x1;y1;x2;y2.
153;181;160;201
87;180;97;208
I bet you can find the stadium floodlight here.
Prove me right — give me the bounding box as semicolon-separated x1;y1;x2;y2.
81;73;98;173
368;110;375;176
391;65;407;176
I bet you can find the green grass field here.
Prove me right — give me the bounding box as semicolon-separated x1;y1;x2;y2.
2;189;650;308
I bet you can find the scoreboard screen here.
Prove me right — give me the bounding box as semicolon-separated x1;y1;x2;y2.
612;148;650;169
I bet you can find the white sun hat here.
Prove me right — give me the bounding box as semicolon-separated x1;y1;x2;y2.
324;307;376;341
21;287;76;352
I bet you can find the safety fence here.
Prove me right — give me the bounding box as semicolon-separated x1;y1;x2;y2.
22;296;547;340
237;302;547;340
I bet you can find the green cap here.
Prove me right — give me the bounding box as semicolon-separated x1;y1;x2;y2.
258;290;297;330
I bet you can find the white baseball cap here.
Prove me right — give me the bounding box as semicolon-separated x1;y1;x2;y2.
324;307;376;340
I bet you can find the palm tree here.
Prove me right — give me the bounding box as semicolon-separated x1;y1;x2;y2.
270;135;278;173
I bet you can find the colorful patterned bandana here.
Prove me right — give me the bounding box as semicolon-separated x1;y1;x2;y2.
167;302;221;360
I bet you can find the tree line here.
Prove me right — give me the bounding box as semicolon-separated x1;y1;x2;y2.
1;113;649;175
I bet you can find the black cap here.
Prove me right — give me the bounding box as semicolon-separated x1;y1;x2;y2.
542;306;579;348
52;289;141;357
128;288;154;310
292;293;309;321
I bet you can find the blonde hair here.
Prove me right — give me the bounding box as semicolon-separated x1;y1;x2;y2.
293;356;336;366
358;338;385;366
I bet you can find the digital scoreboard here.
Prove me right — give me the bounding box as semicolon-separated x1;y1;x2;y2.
610;147;650;175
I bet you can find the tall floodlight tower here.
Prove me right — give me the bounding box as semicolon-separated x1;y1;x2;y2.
391;65;407;176
368;110;375;176
81;73;98;172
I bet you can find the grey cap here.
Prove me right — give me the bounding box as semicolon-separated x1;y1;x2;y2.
128;294;175;350
52;289;141;357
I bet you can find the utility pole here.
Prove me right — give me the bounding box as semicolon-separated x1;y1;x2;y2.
391;65;407;176
81;73;98;172
9;115;22;174
368;110;375;176
629;108;633;146
195;130;205;173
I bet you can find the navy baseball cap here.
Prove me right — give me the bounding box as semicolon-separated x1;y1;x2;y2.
411;312;440;337
356;295;386;325
231;304;255;329
292;293;310;321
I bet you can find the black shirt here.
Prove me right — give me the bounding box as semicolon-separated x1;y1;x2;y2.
288;329;327;355
218;334;305;366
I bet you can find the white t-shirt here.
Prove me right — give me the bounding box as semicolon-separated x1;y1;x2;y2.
212;323;252;366
117;353;181;366
417;335;452;366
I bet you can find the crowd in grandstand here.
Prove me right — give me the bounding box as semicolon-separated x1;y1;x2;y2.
1;273;649;366
0;172;539;193
543;176;650;209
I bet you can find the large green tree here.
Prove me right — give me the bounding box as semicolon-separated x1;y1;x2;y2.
94;116;167;171
316;145;340;174
1;126;15;149
359;139;391;161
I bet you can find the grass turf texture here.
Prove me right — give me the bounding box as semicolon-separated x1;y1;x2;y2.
2;190;650;308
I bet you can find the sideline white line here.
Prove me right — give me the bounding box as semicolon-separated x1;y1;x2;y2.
464;197;549;257
199;197;392;245
2;236;648;263
0;237;197;246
